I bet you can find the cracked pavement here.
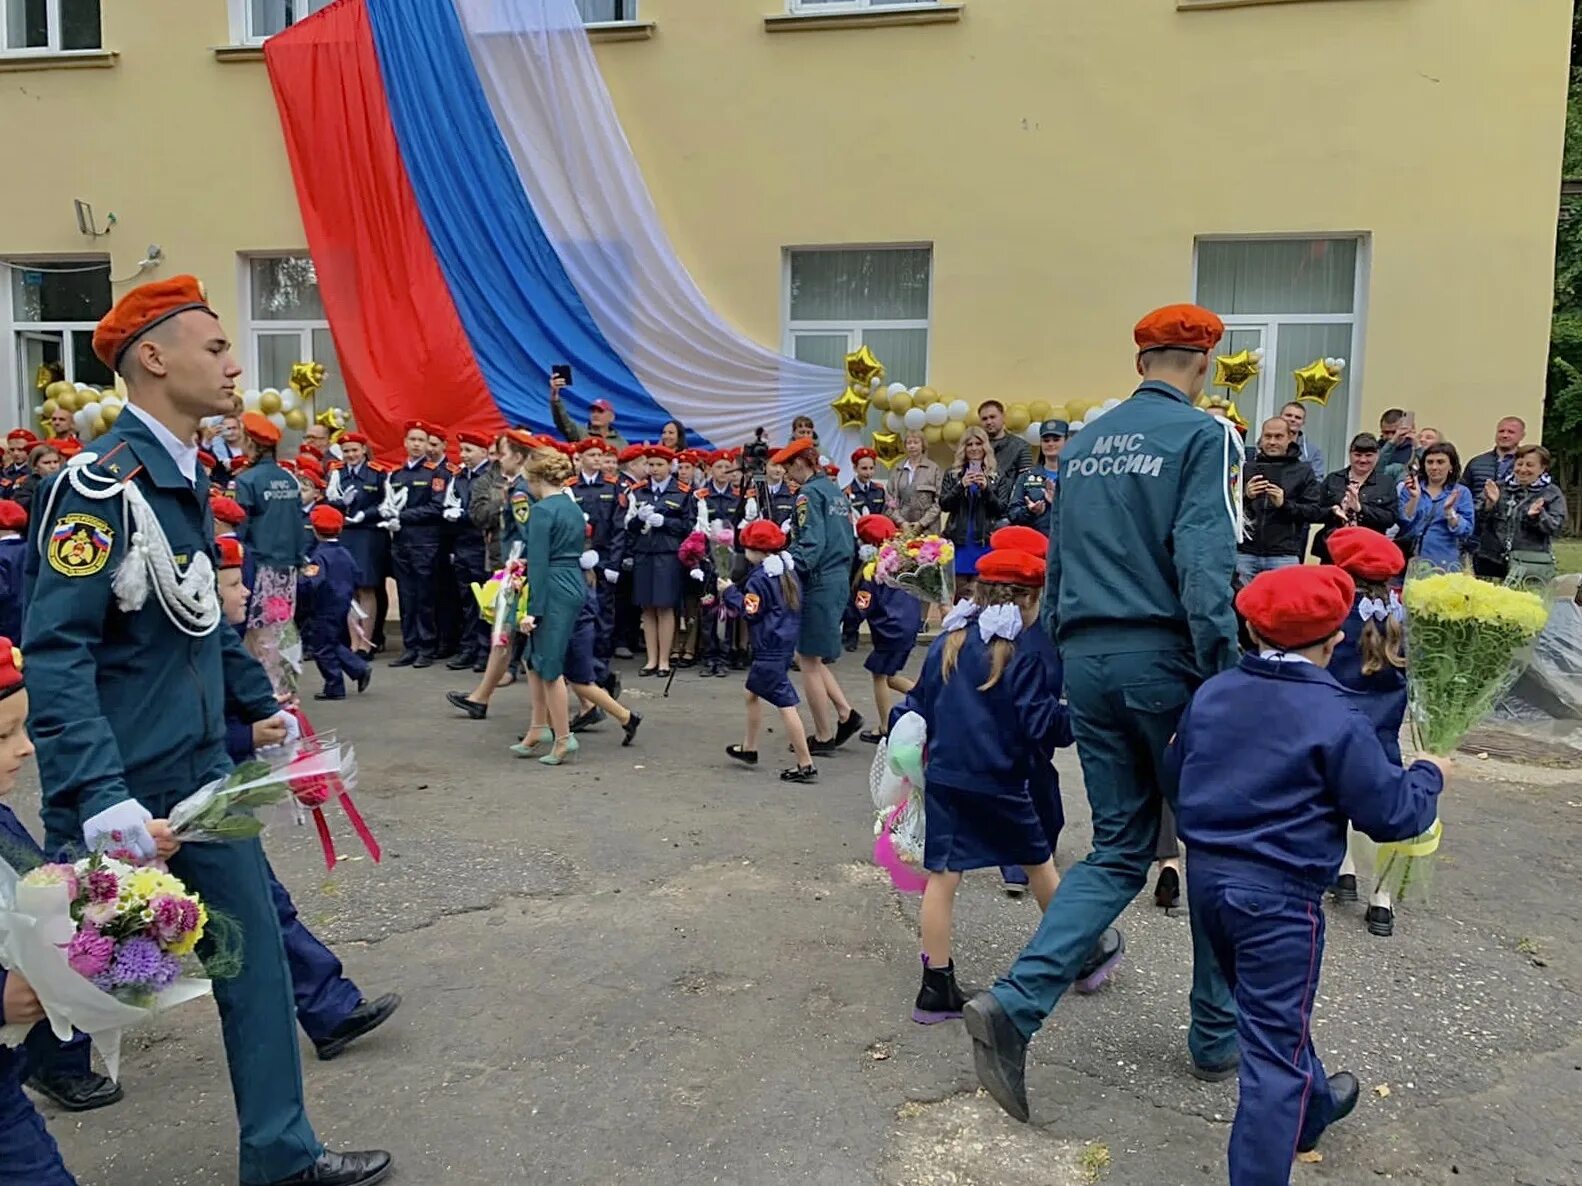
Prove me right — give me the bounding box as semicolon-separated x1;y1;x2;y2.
15;650;1582;1185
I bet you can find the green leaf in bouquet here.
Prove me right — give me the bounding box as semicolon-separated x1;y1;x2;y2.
229;760;273;786
225;784;290;810
200;815;266;841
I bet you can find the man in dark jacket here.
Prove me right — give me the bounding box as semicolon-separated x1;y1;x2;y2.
1311;433;1396;562
1236;417;1326;585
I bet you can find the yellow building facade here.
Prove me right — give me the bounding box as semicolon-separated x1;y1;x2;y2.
0;0;1571;468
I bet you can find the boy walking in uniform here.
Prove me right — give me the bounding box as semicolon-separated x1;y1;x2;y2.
298;505;371;701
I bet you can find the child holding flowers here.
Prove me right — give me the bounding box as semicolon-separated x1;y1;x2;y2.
853;515;924;743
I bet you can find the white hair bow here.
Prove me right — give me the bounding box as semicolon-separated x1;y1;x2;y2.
977;602;1025;644
763;552;795;577
941;598;980;632
1359;592;1403;623
858;543;878;562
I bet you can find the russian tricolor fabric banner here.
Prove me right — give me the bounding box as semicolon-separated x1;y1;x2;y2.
265;0;848;460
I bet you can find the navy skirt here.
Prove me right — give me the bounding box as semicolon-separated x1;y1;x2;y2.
746;653;799;708
635;551;682;609
797;575;844;662
923;773;1059;872
341;525;389;585
562;592;599;687
865;644;912;677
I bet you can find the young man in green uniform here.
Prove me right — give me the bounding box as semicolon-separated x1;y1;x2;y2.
23;276;392;1186
964;303;1243;1123
773;439;863;751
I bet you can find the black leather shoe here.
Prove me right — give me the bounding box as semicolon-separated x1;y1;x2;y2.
622;711;643;747
1189;1051;1241;1082
313;693;345;702
254;1149;394;1186
779;764;818;783
314;993;401;1061
1153;866;1180;909
832;710;864;748
412;654;433;669
26;1070;123;1112
445;653;475;670
962;992;1030;1122
1074;927;1126;993
843;637;859;653
388;652;418;668
807;736;838;756
569;706;605;733
1297;1072;1359;1153
1332;874;1358;903
472;657;489;673
356;668;372;694
446;691;487;720
1366;905;1394;937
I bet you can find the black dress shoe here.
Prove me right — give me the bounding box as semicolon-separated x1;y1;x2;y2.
1189;1051;1241;1082
832;710;865;747
1366;905;1394;937
1297;1072;1359;1153
26;1070;123;1112
807;736;838;756
622;711;643;747
313;692;345;702
963;992;1030;1122
314;993;401;1061
445;653;475;670
254;1149;393;1186
1153;865;1181;909
727;744;758;765
779;764;818;783
1074;927;1126;993
1332;874;1358;903
446;690;487;720
388;652;418;668
569;706;605;733
843;637;859;653
356;668;372;694
412;654;433;669
858;730;885;744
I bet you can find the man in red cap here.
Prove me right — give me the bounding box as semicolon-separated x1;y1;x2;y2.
965;303;1244;1123
385;420;448;667
549;370;631;454
1170;564;1449;1182
23;276;391;1185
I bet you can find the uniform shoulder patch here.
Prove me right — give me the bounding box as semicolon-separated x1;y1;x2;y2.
431;476;448;492
855;589;872;610
795;495;809;529
47;513;114;578
743;592;761;615
302;563;321;577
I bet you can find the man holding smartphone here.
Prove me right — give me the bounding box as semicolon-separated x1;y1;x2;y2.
1236;416;1327;584
549;366;631;454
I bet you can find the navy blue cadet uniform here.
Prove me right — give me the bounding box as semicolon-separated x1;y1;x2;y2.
568;466;626;665
787;470;855;661
335;453;390;622
0;534;25;645
721;562;801;707
983;316;1243;1081
1328;597;1406;764
447;456;494;664
841;475;890;646
387;455;446;659
628;476;691;609
857;576;922;677
1168;653;1442;1183
23;411;326;1183
297;534;369;699
432;457;464;657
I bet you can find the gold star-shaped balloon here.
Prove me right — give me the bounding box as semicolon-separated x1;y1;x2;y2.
844;345;885;389
1213;349;1261;394
830;385;871;431
1196;395;1248;434
1292;358;1341;406
289;360;327;403
870;430;904;465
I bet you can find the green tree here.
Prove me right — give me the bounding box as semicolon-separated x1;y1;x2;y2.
1545;10;1582;460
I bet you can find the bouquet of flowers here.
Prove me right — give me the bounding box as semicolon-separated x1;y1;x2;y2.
870;711;928;894
0;852;214;1078
169;731;359;845
1373;572;1550;901
871;532;956;606
707;521;736;586
472;544;527;647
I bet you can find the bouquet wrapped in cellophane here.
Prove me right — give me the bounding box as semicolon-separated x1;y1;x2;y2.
472;543;528;648
169;733;357;844
1375;572;1550;901
870;711;927;893
870;531;956;606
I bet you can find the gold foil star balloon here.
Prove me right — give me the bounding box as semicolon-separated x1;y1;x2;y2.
870;430;904;465
1213;349;1262;394
1196;394;1248;434
315;406;349;441
830;385;871;431
289;360;327;403
844;344;885;389
1292;357;1345;405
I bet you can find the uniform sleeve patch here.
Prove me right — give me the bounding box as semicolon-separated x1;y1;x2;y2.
47;513;114;578
855;590;872;610
302;563;321;577
795;496;809;529
743;593;761;615
431;477;448;492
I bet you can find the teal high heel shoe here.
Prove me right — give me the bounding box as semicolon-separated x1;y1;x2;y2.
509;727;553;758
539;735;580;766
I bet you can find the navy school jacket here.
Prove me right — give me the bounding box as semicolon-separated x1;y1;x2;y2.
567;471;626;568
297;539;362;644
1326;596;1408;766
721;563;801;658
1168;654;1442;887
0;534;26;644
856;576;923;649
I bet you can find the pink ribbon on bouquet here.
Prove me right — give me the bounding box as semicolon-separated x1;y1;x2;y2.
284;707;382;872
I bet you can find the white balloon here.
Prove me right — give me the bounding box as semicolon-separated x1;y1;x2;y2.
925;402;948;426
279;388;301;414
101;394;122;409
888;382;908;397
908;387;920;397
869;377;882;392
32;405;42;415
74;408;94;434
80;400;102;423
1023;424;1042;444
1070;420;1086;433
1332;358;1347;372
266;412;287;432
947;399;969;421
885;411;905;433
74;382;91;392
903;407;927;431
243;390;262;412
1102;398;1120;411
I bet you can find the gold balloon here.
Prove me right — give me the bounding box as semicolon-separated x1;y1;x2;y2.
284;408;309;432
289;361;327;404
889;391;913;414
830;385;871;431
923;424;943;445
1196;395;1248;433
55;390;78;413
41;398;58;419
941;420;965;445
1005;404;1031;433
101;403;121;425
259;390;283;415
870;430;904;465
1028;400;1052;421
1213;349;1262;394
92;416;108;437
844;345;885;389
1292;358;1342;406
913;385;938;405
870;388;891;412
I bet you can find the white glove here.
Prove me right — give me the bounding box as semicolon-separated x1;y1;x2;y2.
689;567;705;582
779;518;792;534
442;506;463;522
83;799;156;862
604;568;620;584
256;711;302;758
742;496;760;523
346;510;366;525
646;510;666;529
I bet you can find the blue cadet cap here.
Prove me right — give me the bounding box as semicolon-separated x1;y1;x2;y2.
1040;420;1069;438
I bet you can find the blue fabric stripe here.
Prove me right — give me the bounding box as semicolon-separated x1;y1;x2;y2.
364;0;689;444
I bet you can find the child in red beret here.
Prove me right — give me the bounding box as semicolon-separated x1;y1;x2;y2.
1167;564;1450;1183
298;504;371;701
852;514;923;740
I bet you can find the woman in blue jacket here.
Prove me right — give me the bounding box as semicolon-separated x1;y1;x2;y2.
1396;442;1472;570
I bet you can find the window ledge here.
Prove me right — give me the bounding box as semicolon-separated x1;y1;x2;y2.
1179;0;1374;10
765;4;963;33
586;20;656;42
0;49;116;73
212;44;266;62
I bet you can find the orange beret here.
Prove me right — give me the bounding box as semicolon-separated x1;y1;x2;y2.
1325;526;1404;583
989;525;1049;562
457;430;491;448
209;495;247;526
1134;303;1224;355
54;438;82;458
92;275;214;371
0;501;26;532
215;535;246;571
309;504;345;535
740;520;787;553
856;514;898;546
240;411;280;446
1235;565;1356;649
975;549;1047;587
502;429;538;451
770;438;819;467
0;638;23;699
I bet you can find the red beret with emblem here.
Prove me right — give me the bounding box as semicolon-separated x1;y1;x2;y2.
0;501;26;532
216;535;246;571
209;495;247;526
457;430;491;448
309;504;345;535
0;637;23;699
643;444;676;462
296;456;325;481
91;275;214;371
341;432;370;446
856;514;898;546
1133;304;1225;355
851;447;878;465
1236;565;1356;649
740;520;787;553
989;524;1049;562
54;438;83;458
975;549;1046;587
7;429;37;446
617;444;644;464
1325;526;1404;583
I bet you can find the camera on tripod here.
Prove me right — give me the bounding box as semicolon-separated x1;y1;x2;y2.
742;427;771;478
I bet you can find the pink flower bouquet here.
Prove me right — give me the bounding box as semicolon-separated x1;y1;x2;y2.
871;532;957;605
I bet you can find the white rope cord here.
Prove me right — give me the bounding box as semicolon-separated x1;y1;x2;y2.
1215;417;1248;543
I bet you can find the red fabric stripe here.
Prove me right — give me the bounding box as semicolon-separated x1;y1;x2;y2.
263;0;504;462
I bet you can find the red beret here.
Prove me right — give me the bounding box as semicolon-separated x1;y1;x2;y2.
341;432;370;446
851;447;878;465
823;464;840;478
54;438;82;458
216;535;246;571
740;520;787;553
644;444;676;462
92;275;214;371
197;449;217;469
856;514;898;546
309;504;345;535
457;430;491;448
1134;304;1225;355
299;443;324;460
210;495;247;526
0;637;23;699
989;525;1049;562
1236;565;1356;649
975;549;1046;587
241;411;280;446
0;501;26;532
296;456;325;480
304;473;327;491
770;438;818;467
403;419;430;436
425;425;448;443
7;429;37;445
1325;526;1403;583
278;458;298;474
617;444;644;464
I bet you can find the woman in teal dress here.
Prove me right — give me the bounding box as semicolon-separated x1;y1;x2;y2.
514;448;590;765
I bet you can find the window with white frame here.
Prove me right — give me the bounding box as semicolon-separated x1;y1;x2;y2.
575;0;638;21
2;0;101;54
789;0;937;12
246;255;347;411
228;0;332;45
3;258;113;427
786;247;931;388
1194;236;1365;474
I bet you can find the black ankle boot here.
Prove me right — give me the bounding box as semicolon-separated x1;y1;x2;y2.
912;956;967;1024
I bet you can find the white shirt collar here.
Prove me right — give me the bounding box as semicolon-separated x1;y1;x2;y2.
1258;649;1315;666
124;402;199;485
